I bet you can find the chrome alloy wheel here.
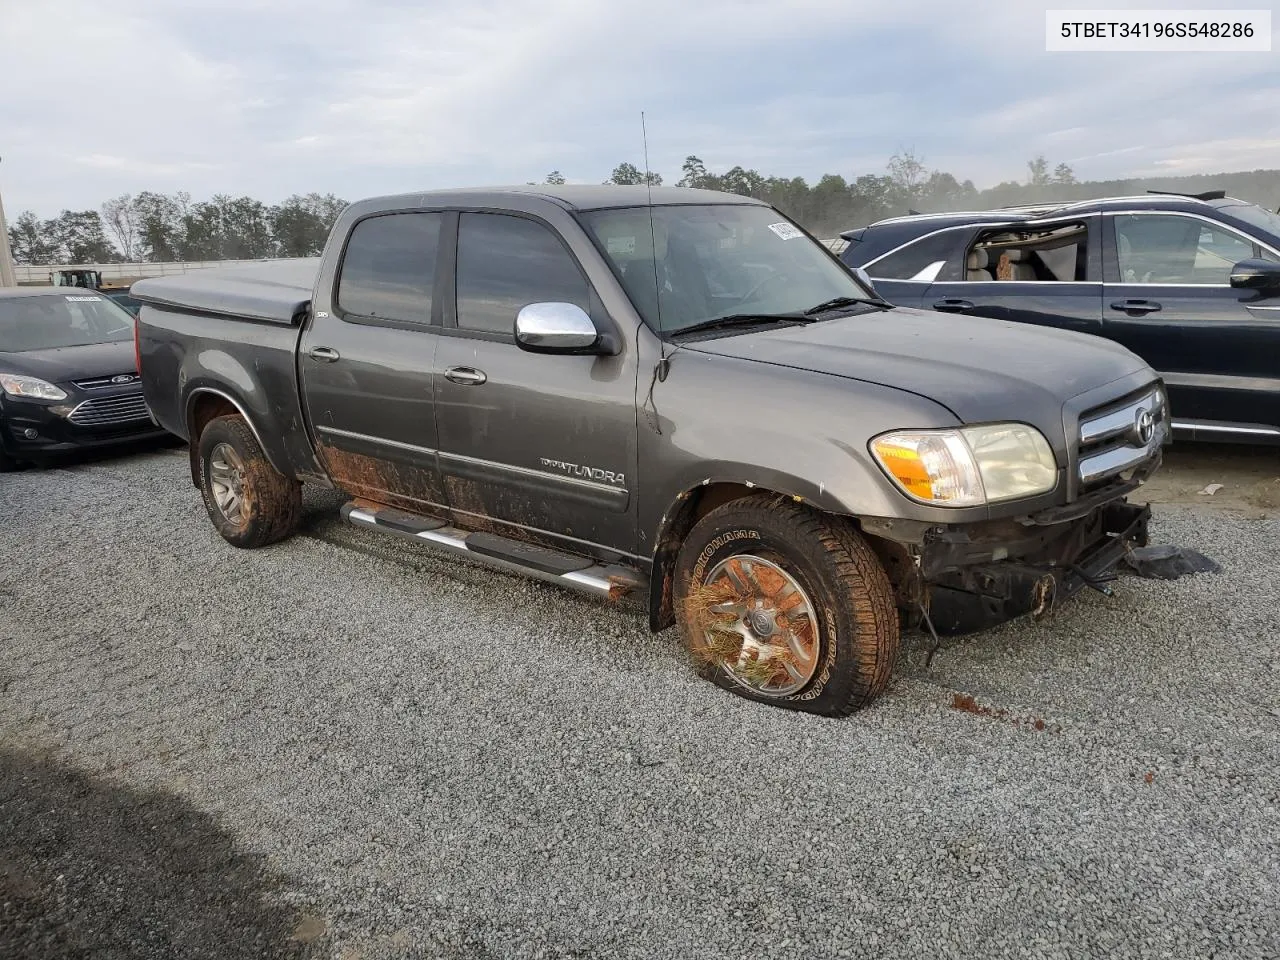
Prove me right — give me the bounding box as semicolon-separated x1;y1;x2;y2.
209;442;248;525
697;554;820;696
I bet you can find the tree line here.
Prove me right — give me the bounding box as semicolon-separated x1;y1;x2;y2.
7;192;347;265
10;152;1280;265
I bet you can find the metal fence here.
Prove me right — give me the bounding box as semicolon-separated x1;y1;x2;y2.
12;258;298;285
14;242;849;286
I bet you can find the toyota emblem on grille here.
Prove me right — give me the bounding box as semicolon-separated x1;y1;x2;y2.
1134;407;1155;445
111;374;136;384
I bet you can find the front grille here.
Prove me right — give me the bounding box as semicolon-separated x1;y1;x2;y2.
67;391;151;427
71;372;140;390
1076;384;1168;488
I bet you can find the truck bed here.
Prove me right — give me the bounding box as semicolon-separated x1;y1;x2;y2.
133;259;330;485
131;259;321;325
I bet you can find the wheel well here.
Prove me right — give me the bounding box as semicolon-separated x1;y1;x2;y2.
185;393;239;487
647;481;919;632
649;483;810;631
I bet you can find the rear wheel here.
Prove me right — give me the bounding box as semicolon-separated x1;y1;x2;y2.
674;495;899;717
196;415;301;548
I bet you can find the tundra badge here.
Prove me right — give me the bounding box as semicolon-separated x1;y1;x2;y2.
540;457;626;486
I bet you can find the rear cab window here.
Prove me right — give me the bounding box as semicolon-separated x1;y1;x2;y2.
337;212;443;325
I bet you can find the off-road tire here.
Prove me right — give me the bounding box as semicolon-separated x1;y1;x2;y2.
673;494;899;717
197;414;301;549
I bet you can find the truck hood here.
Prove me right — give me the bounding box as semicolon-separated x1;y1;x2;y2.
0;340;137;385
681;306;1151;424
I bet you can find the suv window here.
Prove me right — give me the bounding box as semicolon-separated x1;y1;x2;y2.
966;221;1089;282
455;213;589;335
865;231;959;282
338;213;442;324
1114;214;1265;284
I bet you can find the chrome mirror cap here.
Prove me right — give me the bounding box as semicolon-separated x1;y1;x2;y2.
514;302;600;353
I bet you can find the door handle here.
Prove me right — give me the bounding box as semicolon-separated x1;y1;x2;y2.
932;298;975;312
309;346;341;362
445;366;487;385
1109;299;1162;315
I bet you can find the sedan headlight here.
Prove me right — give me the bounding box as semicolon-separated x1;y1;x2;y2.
870;423;1057;506
0;374;68;401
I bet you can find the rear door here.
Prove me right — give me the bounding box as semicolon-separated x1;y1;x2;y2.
299;211;449;511
433;211;639;558
1101;211;1280;434
921;215;1105;335
857;227;970;308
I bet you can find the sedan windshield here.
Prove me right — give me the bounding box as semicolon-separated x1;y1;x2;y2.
579;204;875;334
0;294;135;352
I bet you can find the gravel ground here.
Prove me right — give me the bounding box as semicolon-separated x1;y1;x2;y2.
2;445;1278;960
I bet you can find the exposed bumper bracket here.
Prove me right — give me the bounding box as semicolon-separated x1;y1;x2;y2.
925;501;1150;636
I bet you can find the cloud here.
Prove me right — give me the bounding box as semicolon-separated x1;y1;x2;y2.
1;0;1277;217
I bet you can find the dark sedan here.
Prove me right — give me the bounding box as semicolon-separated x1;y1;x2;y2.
839;192;1280;444
0;288;170;470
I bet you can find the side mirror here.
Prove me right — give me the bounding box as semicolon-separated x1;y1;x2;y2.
1229;258;1280;291
514;302;602;354
852;265;876;293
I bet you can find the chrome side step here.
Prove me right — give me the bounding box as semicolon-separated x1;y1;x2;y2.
340;502;645;602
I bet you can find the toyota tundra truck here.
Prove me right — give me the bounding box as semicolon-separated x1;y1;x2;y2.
132;186;1169;717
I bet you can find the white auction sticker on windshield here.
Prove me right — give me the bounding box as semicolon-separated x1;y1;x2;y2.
64;295;102;302
607;235;637;255
767;222;804;240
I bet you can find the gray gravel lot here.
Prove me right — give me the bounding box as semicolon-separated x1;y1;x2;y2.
2;445;1278;959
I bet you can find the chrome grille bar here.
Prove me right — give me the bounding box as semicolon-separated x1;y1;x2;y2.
68;392;150;426
1077;385;1167;486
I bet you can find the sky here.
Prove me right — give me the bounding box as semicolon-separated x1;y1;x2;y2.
1;0;1278;218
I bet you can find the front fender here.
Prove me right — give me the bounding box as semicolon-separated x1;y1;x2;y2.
635;344;981;556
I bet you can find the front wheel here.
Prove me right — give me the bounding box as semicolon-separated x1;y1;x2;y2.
196;414;301;549
673;495;899;717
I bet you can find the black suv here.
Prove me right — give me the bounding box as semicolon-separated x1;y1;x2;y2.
838;192;1280;444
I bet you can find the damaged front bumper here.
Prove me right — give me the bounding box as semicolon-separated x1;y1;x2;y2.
919;499;1151;636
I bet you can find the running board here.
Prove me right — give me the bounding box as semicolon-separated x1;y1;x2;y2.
340;502;644;601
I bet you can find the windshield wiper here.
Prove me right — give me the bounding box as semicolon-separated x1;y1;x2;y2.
804;294;893;315
668;313;812;338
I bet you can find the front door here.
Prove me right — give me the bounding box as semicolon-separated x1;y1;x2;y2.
433;211;639;559
1101;211;1280;434
299;210;448;511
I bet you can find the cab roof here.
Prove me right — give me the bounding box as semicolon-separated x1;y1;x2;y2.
371;185;767;212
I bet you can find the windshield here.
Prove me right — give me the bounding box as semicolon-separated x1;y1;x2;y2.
579;204;876;334
1221;202;1280;241
0;294;136;352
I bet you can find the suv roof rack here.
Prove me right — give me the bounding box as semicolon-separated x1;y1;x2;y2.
1145;189;1227;201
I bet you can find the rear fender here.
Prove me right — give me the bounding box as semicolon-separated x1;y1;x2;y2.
183;384;286;486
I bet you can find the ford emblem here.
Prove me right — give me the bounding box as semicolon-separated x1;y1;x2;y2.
111;374;136;384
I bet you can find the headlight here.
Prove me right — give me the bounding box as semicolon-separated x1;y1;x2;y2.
0;374;68;401
870;423;1057;506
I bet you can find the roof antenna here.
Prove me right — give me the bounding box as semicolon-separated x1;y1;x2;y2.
640;110;672;435
642;111;667;371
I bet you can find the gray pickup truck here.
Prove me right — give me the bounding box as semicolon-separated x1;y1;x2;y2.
133;185;1168;717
